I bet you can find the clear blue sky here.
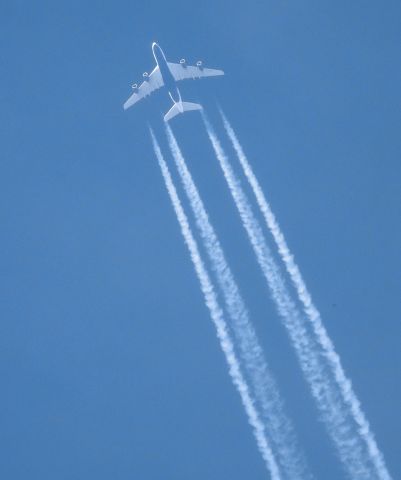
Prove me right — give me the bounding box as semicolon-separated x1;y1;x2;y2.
1;1;400;479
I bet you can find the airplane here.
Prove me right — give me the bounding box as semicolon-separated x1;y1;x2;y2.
123;42;224;122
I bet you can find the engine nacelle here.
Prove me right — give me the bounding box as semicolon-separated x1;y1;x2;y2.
143;71;149;78
179;58;186;65
196;60;203;67
131;83;138;90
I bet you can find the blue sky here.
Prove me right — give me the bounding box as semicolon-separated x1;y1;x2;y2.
1;1;400;479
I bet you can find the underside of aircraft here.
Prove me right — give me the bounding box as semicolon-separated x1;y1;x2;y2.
123;42;224;121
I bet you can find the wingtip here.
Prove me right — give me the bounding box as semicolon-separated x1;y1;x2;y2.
123;99;134;110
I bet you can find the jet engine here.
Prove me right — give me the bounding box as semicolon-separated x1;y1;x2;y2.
143;72;149;78
131;83;138;89
196;60;203;67
179;58;186;65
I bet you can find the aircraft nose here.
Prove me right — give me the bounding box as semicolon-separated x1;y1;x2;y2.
152;42;164;62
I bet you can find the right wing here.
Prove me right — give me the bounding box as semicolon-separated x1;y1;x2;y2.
123;66;164;110
167;62;224;82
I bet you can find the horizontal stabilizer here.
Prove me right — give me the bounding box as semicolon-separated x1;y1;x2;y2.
164;101;202;122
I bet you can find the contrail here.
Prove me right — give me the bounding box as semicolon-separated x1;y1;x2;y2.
149;128;280;480
218;110;392;480
202;111;389;479
164;124;311;480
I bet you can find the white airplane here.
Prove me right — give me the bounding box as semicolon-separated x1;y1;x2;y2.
123;42;224;121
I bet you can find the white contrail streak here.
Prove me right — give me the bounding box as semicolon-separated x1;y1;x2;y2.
149;129;280;480
164;124;310;480
202;111;388;479
218;109;392;480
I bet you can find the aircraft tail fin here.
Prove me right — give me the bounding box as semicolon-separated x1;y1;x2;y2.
164;101;202;122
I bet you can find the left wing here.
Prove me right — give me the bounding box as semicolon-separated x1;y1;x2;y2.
123;66;164;110
167;62;224;82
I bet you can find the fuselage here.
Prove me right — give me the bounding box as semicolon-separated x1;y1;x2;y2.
152;42;181;105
